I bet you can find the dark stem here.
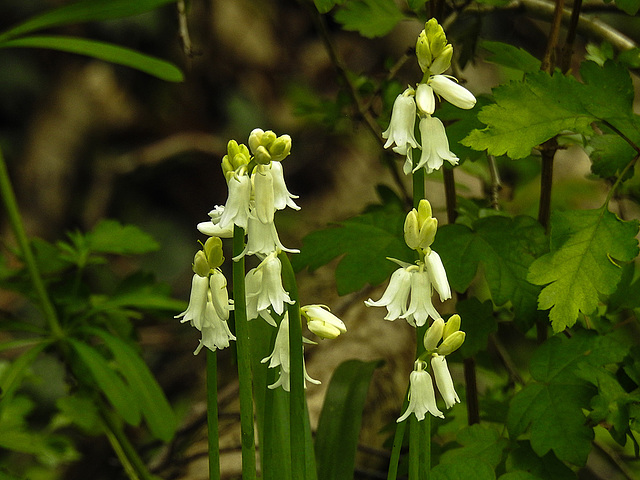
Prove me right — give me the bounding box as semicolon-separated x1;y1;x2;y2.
559;0;583;72
537;138;556;233
541;0;566;73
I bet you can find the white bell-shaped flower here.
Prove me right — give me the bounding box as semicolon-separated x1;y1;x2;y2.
209;270;233;321
365;265;412;321
431;354;460;408
245;251;293;325
219;172;252;230
423;249;451;301
414;116;458;174
382;91;419;153
401;268;440;327
397;361;443;422
193;298;236;354
415;83;435;115
253;164;275;224
234;216;299;260
271;161;300;211
197;205;234;238
429;75;476;110
301;305;346;339
175;273;209;330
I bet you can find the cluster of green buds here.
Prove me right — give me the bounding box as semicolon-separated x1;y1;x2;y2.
422;314;465;357
221;140;251;181
404;199;438;252
193;236;225;275
416;18;453;77
248;128;292;165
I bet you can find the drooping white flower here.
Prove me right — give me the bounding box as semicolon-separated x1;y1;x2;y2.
414;116;458;174
253;164;275;224
428;75;476;110
397;361;443;422
261;315;320;391
365;265;413;321
209;270;233;321
234;216;299;260
245;251;293;325
270;161;300;211
431;354;460;408
415;83;435;115
193;298;236;354
219;172;252;230
301;304;346;339
423;249;451;301
401;268;440;327
382;91;419;153
175;273;209;330
197;205;234;238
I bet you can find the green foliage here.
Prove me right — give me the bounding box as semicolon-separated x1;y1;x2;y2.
455;298;497;358
481;41;541;73
333;0;405;38
314;0;345;13
292;188;413;295
439;424;508;472
607;0;640;15
507;330;630;466
315;359;382;480
588;133;637;179
528;207;639;332
505;441;575;480
433;215;547;328
463;61;639;159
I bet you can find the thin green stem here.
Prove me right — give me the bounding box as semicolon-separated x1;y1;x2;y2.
0;145;63;339
232;226;257;480
207;349;220;480
409;417;420;480
279;252;307;480
100;405;156;480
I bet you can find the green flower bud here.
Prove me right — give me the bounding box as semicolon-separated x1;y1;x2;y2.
404;210;420;250
221;154;234;180
417;199;432;222
269;134;292;162
425;19;447;60
204;236;224;269
424;317;444;351
254;145;272;165
437;330;465;355
419;217;438;249
301;304;346;340
416;30;432;73
404;199;438;250
193;250;210;277
430;44;453;75
262;130;277;148
443;314;461;339
248;128;265;154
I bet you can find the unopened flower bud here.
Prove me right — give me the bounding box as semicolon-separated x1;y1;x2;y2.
424;317;444;351
404;210;421;250
269;134;292;162
193;250;210;277
254;145;272;165
437;330;465;355
425;19;447;60
262;130;277;148
443;314;461;339
430;44;453;75
204;236;224;269
301;305;347;339
248;128;265;154
416;31;432;73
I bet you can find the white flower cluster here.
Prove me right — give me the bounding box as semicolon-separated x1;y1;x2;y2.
180;129;346;391
365;199;465;421
382;19;476;175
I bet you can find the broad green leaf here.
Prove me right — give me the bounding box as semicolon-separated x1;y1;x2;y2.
292;199;412;295
456;298;497;358
87;219;160;255
528;208;639;332
315;359;382;480
0;36;183;82
462;71;595;158
611;0;640;15
67;338;141;426
505;441;576;480
433;215;547;327
334;0;405;38
588;133;637;179
507;330;627;465
0;0;177;42
481;41;541;73
89;330;176;442
440;424;508;470
578;61;635;120
499;473;540;480
437;96;492;164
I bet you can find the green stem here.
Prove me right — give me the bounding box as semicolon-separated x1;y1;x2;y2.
421;415;431;479
412;154;425;209
0;145;63;340
100;406;156;480
279;252;307;480
409;417;420;480
207;349;221;480
232;226;257;480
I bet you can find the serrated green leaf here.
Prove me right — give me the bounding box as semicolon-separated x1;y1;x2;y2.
315;359;382;480
68;339;141;426
0;0;177;42
292;201;412;295
579;61;635;120
440;424;508;470
588;133;637;179
86;219;160;255
437;96;492;164
456;298;497;357
462;71;596;158
334;0;405;38
88;330;176;441
433;215;547;326
0;36;183;82
507;330;626;465
481;41;541;73
528;208;639;332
